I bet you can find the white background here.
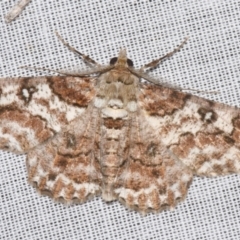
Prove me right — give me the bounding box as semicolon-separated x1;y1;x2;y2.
0;1;240;239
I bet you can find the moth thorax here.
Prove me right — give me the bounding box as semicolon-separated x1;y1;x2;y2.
106;70;135;85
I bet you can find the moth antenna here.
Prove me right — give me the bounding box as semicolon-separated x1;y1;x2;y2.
140;37;189;71
55;31;100;67
19;65;114;76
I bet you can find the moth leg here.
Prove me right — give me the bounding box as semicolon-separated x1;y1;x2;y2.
140;37;189;71
55;31;99;67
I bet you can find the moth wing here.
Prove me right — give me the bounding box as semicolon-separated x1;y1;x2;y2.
113;111;193;213
0;76;96;153
139;84;240;177
26;107;102;203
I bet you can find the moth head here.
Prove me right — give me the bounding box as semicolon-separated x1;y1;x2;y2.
109;48;134;68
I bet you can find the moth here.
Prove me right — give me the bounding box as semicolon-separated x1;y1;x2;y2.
0;34;240;214
4;0;31;23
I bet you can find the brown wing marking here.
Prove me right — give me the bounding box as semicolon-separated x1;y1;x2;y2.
139;84;240;177
113;112;193;213
26;107;102;203
0;76;96;153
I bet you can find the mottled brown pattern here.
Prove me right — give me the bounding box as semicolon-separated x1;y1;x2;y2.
0;77;96;152
103;118;124;129
130;142;165;166
48;76;96;107
138;83;240;175
25;108;102;203
139;84;190;116
0;109;54;152
1;47;240;215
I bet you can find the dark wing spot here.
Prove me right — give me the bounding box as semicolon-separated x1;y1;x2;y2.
151;169;160;177
54;155;68;167
197;108;218;123
67;133;76;148
223;136;235;145
48;173;57;181
146;142;157;157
